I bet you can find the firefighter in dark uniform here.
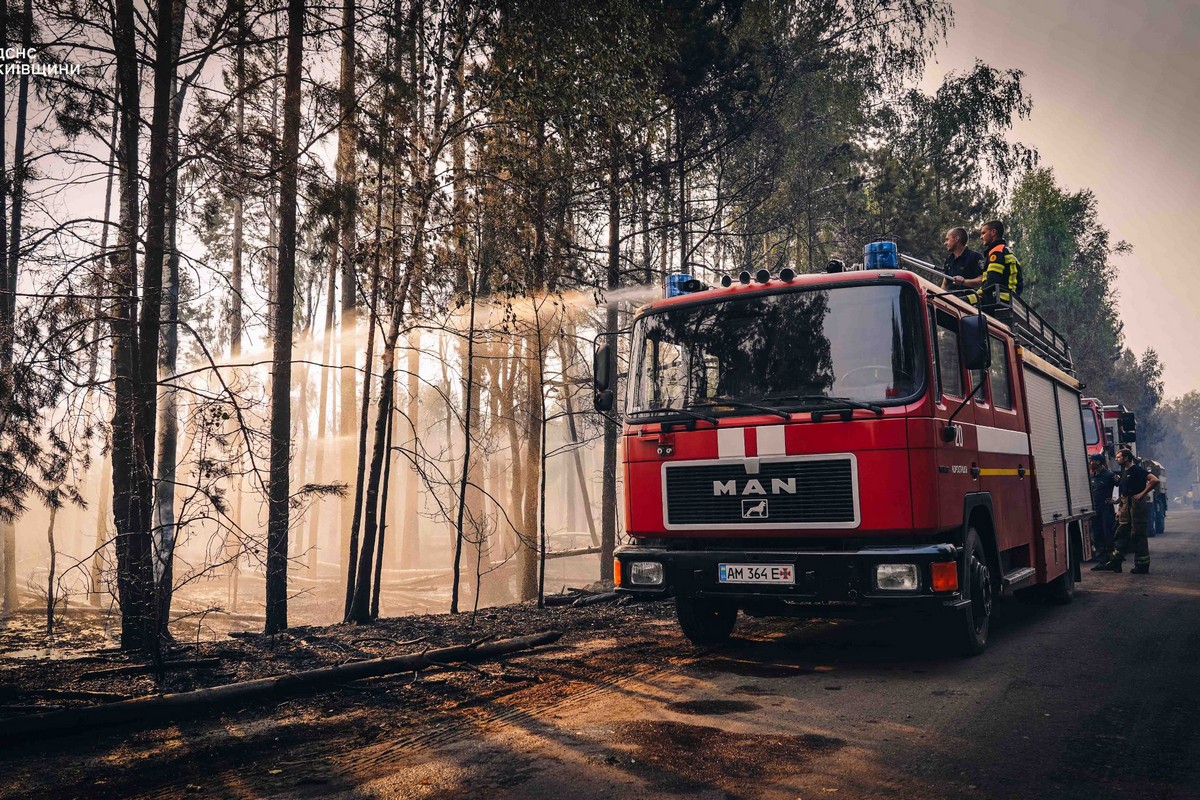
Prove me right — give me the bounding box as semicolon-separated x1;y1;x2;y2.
1089;454;1118;558
1093;449;1157;574
941;227;984;291
953;220;1021;306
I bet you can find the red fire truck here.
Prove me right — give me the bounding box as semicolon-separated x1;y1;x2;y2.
1079;397;1136;461
1101;403;1137;457
594;255;1094;655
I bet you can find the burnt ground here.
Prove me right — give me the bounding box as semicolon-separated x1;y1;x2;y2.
4;511;1200;799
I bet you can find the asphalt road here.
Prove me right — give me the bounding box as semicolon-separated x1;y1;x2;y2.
339;509;1200;800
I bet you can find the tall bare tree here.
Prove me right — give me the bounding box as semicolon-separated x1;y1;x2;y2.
265;0;304;634
336;0;360;579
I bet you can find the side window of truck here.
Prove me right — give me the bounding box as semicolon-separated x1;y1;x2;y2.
934;310;964;398
989;336;1013;409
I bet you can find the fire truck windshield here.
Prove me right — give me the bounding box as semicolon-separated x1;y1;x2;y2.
627;283;926;415
1081;405;1101;445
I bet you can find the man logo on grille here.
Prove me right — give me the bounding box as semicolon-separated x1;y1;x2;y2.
742;499;768;519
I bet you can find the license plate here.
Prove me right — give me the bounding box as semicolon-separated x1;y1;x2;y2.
718;563;795;585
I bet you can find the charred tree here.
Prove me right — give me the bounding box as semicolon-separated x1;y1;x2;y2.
264;0;304;634
342;224;382;619
348;264;412;622
108;0;172;652
152;0;188;636
229;0;246;357
599;129;620;582
336;0;360;577
450;265;479;614
0;0;31;614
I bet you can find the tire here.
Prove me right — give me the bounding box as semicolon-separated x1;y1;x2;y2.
676;596;737;646
1046;533;1077;605
949;527;993;657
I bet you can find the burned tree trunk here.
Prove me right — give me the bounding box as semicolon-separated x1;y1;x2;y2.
264;0;304;634
153;0;188;635
342;229;382;618
0;0;31;614
229;0;246;357
450;268;479;614
336;0;360;578
108;0;161;652
599;129;621;582
348;266;412;623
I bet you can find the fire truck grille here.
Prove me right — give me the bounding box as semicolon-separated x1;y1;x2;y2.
664;458;856;527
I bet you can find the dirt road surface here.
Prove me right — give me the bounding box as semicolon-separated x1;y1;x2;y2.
5;510;1200;800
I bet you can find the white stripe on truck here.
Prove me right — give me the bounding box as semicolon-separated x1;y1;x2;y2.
975;424;1031;456
717;428;745;458
756;425;786;456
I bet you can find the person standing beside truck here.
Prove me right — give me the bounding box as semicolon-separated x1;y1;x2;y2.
1153;461;1167;535
1089;454;1118;558
941;227;984;291
1093;449;1157;574
1144;459;1164;536
1156;462;1166;532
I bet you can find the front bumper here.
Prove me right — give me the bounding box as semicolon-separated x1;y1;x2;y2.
615;543;967;610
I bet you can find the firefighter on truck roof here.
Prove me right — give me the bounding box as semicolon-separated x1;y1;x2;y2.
950;219;1022;305
941;227;984;291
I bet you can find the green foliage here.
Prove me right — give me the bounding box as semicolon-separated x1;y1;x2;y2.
1158;393;1200;490
1005;168;1170;453
852;61;1033;263
1008;167;1127;391
1105;347;1166;452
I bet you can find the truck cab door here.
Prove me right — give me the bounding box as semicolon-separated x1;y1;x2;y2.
930;307;977;523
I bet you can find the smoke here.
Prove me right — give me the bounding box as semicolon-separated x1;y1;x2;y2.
4;297;623;641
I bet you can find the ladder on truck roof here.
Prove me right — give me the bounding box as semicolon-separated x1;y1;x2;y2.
896;253;1075;377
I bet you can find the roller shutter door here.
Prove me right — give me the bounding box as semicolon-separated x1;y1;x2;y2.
1058;384;1092;516
1025;370;1069;522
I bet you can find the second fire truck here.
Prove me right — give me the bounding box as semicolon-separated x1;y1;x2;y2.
595;250;1094;655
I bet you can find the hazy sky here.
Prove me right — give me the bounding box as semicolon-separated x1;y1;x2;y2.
920;0;1200;398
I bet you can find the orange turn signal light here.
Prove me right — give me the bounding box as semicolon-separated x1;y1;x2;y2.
931;561;958;592
614;559;622;587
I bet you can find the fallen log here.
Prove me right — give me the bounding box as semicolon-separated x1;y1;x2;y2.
544;590;592;607
32;688;130;702
571;591;620;608
77;658;222;681
543;546;602;561
1;704;65;714
0;630;563;742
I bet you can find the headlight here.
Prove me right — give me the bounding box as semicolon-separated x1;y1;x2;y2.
875;563;919;591
629;561;664;586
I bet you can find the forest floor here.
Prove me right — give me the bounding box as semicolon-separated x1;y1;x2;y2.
0;589;690;798
5;514;1200;799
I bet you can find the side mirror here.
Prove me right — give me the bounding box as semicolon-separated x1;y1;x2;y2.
593;343;612;393
594;390;615;413
1119;411;1137;439
593;342;616;413
960;314;991;372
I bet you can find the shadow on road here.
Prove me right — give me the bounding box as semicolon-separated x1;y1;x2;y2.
690;593;1072;675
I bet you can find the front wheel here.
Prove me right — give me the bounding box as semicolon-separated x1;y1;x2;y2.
676;596;737;646
948;527;993;657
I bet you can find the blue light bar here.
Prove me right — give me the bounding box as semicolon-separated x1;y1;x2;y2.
665;273;692;298
864;241;898;270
